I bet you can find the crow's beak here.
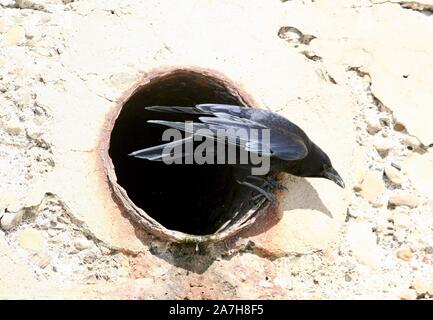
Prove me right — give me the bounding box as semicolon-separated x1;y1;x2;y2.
323;167;345;188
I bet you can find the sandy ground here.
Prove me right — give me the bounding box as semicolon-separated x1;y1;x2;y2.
1;0;433;299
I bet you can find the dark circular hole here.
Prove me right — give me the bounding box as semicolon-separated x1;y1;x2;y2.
108;70;262;236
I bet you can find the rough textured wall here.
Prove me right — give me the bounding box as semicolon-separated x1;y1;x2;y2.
0;0;432;299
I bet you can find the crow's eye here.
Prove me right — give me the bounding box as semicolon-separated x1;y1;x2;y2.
323;164;330;170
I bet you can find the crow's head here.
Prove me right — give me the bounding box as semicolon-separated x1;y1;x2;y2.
291;142;345;188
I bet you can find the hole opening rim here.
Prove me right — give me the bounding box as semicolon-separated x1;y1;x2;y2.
99;66;269;243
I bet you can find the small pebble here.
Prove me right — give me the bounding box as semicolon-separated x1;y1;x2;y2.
74;237;93;251
0;210;25;230
396;248;413;261
400;289;417;300
365;112;382;134
358;170;385;203
385;165;403;184
18;228;45;252
4;118;23;135
394;121;406;132
346;222;382;268
374;137;394;155
402;135;421;149
3;25;26;46
389;194;419;208
412;274;433;295
392;212;412;229
47;229;58;237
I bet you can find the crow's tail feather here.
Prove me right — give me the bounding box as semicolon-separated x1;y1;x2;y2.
128;136;193;161
146;106;207;115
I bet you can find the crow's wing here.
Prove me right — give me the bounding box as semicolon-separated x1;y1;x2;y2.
198;116;308;159
146;119;263;154
266;131;308;160
196;104;308;160
148;116;308;160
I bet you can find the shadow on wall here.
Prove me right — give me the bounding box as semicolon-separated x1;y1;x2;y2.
240;175;333;238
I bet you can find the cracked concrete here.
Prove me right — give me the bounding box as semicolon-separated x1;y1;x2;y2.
281;0;433;145
1;0;433;299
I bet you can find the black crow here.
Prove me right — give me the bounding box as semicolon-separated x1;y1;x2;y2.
129;104;345;203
